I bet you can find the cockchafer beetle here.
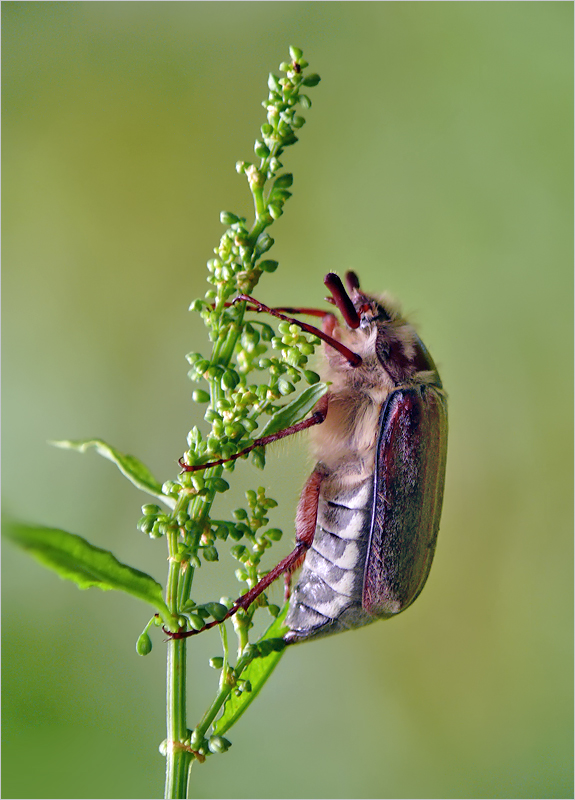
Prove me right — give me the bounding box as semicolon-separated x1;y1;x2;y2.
171;271;448;643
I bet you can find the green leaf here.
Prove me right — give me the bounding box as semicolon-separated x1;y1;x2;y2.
4;521;173;622
51;438;174;508
212;606;289;736
259;382;329;438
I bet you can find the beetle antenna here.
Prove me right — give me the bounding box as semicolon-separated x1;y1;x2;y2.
324;273;360;329
345;271;360;292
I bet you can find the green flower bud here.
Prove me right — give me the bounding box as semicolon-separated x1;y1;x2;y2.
266;528;283;541
190;729;204;749
207;364;224;381
302;73;321;87
268;204;282;220
274;173;294;189
257;637;286;656
214;524;229;541
187;614;205;631
251;448;266;470
220;443;237;462
286;348;303;367
303;369;321;385
228;525;243;542
243;418;258;433
235;568;248;583
185;352;203;365
136;632;153;656
289;45;303;61
190;555;201;569
233;508;248;520
195;359;211;375
231;544;248;562
292;116;306;129
162;481;181;496
268;73;282;92
138;516;155;535
221;369;240;391
142;504;161;516
204;602;228;621
220;211;239;225
189;298;205;313
299;94;312;109
259;259;279;273
225;422;246;440
268;604;280;618
256;639;274;657
191;474;205;492
267;637;287;653
206;436;219;453
187;426;202;445
209;656;224;670
254;139;270;158
278;378;295;395
203;546;219;562
208;736;231;754
211;477;230;493
255;233;274;257
204;406;222;423
192;390;210;403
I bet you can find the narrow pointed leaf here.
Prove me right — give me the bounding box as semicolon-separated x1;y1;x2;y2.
5;521;173;621
212;606;289;735
51;438;174;508
258;382;329;438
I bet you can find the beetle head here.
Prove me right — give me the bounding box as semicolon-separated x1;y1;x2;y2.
324;271;441;386
324;271;392;329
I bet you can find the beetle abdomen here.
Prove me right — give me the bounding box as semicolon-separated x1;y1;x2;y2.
285;475;377;643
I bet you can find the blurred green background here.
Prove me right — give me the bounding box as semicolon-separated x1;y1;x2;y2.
3;3;572;798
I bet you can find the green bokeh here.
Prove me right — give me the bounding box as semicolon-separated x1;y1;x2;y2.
3;3;572;798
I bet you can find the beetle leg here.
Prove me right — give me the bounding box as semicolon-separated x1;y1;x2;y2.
284;465;326;600
165;469;323;640
179;394;329;472
235;295;362;367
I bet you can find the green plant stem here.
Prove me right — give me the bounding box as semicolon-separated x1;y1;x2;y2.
165;531;191;798
165;638;191;799
192;648;255;741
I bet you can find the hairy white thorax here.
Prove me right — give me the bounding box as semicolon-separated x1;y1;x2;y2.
310;292;431;492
